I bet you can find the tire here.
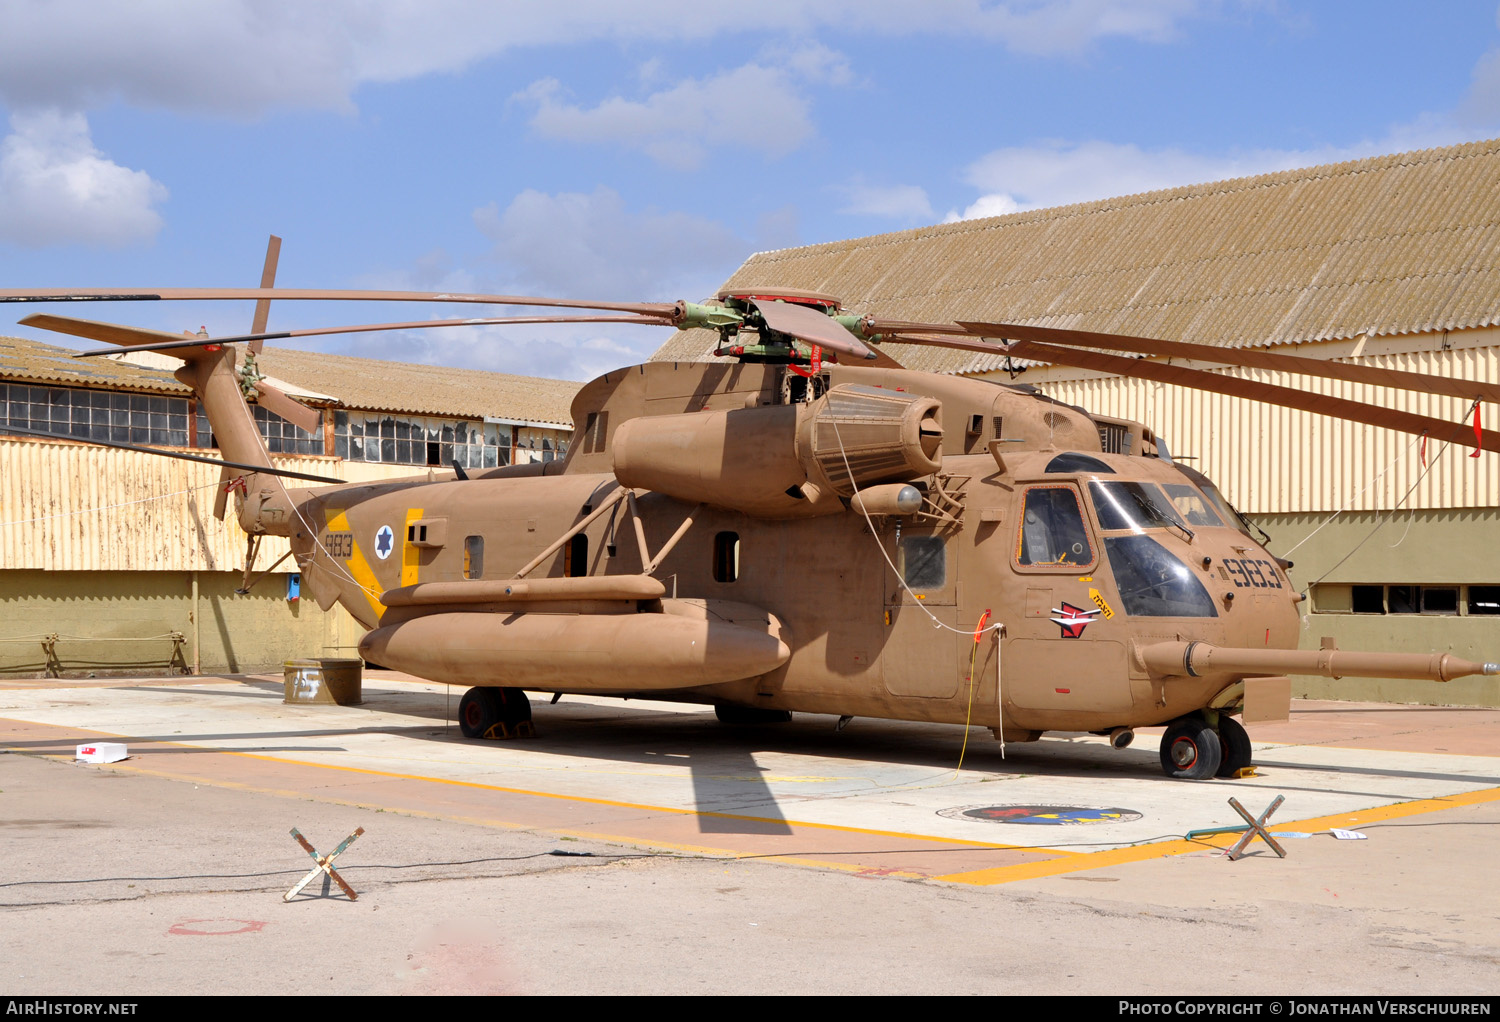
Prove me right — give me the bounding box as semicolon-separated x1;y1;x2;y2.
1159;717;1223;779
714;704;792;725
1215;715;1253;778
458;687;502;739
495;687;532;727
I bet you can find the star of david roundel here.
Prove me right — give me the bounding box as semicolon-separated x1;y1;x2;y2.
374;525;395;560
937;804;1143;825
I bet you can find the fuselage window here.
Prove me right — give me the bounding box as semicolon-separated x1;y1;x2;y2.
564;534;588;577
713;532;740;583
900;536;946;589
463;536;484;579
1016;486;1095;567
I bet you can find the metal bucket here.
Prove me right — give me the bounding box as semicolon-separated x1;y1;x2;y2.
283;658;364;705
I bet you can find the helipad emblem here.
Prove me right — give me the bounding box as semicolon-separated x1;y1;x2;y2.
938;804;1143;825
374;525;395;560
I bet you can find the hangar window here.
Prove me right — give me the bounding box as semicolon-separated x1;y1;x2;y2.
1313;584;1494;616
4;383;191;448
713;532;740;583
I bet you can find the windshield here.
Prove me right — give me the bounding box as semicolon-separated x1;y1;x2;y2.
1090;481;1185;531
1104;535;1218;618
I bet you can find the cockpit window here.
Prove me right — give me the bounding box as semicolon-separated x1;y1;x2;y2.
1160;483;1224;527
1172;463;1251;537
1104;535;1218;618
1045;452;1114;474
1090;481;1185;532
1017;486;1095;567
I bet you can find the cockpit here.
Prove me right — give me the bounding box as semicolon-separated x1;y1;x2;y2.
1012;452;1242;618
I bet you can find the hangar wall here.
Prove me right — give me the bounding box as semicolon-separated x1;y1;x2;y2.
0;437;452;677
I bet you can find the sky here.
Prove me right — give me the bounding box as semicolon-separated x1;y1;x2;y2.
2;0;1500;381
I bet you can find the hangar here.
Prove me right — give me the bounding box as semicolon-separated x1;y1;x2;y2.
0;337;577;677
653;138;1500;706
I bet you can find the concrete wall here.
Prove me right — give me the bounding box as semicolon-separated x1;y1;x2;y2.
0;570;365;677
1260;508;1500;707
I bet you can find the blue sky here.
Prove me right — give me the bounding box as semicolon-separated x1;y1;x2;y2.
2;1;1499;380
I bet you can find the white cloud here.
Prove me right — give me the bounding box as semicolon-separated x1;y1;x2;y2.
472;185;748;300
0;111;167;247
516;62;817;170
838;179;935;221
0;2;1211;117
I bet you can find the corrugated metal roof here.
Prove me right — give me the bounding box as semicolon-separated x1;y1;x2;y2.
650;138;1500;373
0;335;578;427
0;335;188;394
252;347;578;426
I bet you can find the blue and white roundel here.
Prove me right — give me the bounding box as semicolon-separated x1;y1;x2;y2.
374;525;395;560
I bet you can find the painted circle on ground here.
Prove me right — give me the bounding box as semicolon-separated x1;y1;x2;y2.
168;918;267;936
373;524;395;560
938;804;1143;825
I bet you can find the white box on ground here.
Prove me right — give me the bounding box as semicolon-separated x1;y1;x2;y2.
75;742;127;763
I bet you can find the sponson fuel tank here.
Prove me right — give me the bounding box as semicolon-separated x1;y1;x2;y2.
360;600;792;692
610;383;942;516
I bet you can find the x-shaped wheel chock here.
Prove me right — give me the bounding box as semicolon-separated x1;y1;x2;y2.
285;826;365;902
1224;795;1286;861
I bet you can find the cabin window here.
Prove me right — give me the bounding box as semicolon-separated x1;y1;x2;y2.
1016;486;1095;567
463;536;483;579
899;536;946;590
564;534;588;577
713;532;740;583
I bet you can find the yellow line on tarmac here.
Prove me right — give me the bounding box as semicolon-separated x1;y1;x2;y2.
936;784;1500;886
6;723;1068;858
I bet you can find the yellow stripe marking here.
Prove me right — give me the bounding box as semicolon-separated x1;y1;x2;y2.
401;506;425;586
326;510;383;618
936;784;1500;885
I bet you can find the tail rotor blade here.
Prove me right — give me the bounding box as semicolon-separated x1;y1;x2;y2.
253;380;323;434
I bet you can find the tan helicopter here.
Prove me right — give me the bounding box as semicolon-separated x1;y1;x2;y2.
4;247;1497;780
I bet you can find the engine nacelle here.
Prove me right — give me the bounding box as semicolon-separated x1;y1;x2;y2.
610;384;943;516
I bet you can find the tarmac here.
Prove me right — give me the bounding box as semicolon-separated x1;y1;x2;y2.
1;671;1498;996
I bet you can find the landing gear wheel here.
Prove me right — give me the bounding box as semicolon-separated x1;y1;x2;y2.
714;704;792;725
458;687;533;739
458;687;502;739
1215;715;1253;778
496;687;532;730
1159;717;1223;779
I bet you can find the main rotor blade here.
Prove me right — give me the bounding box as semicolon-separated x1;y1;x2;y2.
249;234;282;352
953;320;1500;406
751;298;876;361
0;286;677;317
21;312;673;357
253;380;323;434
0;423;344;483
888;333;1499;454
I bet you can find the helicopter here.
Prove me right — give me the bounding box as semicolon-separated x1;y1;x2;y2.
2;241;1497;780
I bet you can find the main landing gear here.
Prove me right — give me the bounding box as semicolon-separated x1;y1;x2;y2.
458;687;534;739
1158;713;1253;779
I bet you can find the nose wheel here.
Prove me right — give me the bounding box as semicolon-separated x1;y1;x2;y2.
1158;717;1223;779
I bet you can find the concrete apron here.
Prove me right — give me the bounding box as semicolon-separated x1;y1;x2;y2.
3;672;1499;886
